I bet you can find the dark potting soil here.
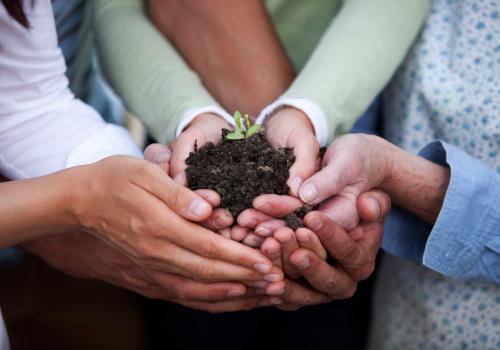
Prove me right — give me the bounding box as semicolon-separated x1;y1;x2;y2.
186;129;295;218
283;206;311;230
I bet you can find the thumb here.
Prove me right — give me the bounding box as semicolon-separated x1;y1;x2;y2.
357;190;391;223
287;130;319;196
144;143;171;174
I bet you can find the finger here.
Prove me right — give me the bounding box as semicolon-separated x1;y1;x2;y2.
261;237;282;268
145;242;270;284
150;270;248;301
299;151;354;205
295;228;327;260
194;189;221;208
181;296;272;313
169;129;206;186
253;194;302;217
274;227;301;279
201;208;234;231
255;219;287;238
144;143;172;174
145;191;276;274
304;212;364;267
287;130;319;196
317;193;359;231
230;225;248;241
289;248;357;299
237;209;273;229
143;165;213;221
357;190;391;223
218;228;231;239
280;279;329;307
242;232;265;248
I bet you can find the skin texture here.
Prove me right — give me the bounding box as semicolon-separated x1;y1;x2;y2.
148;0;294;117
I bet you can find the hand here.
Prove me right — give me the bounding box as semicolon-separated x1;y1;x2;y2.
264;107;320;196
168;113;235;230
298;134;392;230
258;236;330;311
288;191;391;299
22;234;277;313
68;156;281;285
144;143;233;233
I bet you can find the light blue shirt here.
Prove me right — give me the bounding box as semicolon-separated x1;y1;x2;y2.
383;140;500;285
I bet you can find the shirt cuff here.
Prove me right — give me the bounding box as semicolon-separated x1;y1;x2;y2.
175;105;235;137
419;141;500;283
66;124;143;168
256;98;329;147
382;140;500;283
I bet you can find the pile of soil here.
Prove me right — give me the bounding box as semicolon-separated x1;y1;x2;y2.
186;129;294;218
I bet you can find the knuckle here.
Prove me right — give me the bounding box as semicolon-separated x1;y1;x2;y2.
195;264;217;282
198;238;217;258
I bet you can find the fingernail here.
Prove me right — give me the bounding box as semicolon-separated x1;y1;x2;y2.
295;256;311;270
248;281;269;288
288;176;303;196
367;197;381;219
255;226;272;237
297;233;310;245
215;215;230;228
241;218;256;227
307;216;323;231
253;263;271;274
300;182;318;203
227;288;245;298
188;199;210;217
254;199;271;212
174;173;186;184
154;149;171;163
264;274;282;282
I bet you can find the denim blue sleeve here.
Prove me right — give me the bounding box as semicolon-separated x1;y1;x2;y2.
382;141;500;284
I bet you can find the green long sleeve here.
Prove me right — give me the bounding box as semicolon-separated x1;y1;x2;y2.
282;0;432;142
92;0;218;144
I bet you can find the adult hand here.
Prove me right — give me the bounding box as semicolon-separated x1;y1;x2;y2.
68;156;281;285
168;113;235;230
288;191;391;298
259;237;330;311
298;134;392;230
264;107;320;196
22;234;278;313
144;142;233;233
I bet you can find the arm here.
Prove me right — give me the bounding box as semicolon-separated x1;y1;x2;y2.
148;0;295;118
92;0;233;144
299;134;500;284
281;0;432;143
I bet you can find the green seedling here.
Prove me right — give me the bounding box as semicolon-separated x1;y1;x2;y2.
226;111;261;140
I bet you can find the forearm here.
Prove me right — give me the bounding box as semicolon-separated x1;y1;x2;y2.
284;0;431;139
379;139;450;223
93;0;219;143
148;0;295;117
0;170;77;247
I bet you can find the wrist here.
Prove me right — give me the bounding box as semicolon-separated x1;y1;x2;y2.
266;107;315;134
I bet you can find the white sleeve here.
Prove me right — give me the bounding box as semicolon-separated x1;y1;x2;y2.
0;99;142;180
256;98;330;147
175;105;235;136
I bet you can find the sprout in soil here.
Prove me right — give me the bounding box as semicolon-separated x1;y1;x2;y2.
226;111;261;140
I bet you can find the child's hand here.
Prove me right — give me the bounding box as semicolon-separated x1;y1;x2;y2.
264;107;320;196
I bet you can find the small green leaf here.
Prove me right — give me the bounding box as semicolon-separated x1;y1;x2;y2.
244;114;251;130
246;124;261;137
226;130;245;140
234;111;242;129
